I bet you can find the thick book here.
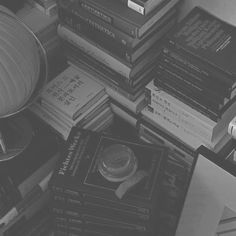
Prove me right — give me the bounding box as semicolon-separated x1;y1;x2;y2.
57;24;162;80
57;5;177;63
161;45;235;98
50;127;194;236
50;127;168;208
41;66;106;121
157;54;229;105
64;41;155;93
165;6;236;89
117;0;166;16
58;0;177;51
58;0;180;38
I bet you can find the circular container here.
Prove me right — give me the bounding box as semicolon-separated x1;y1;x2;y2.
98;144;138;182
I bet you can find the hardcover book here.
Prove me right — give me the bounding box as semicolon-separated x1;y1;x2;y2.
58;1;177;51
50;127;169;209
166;6;236;87
57;0;180;38
50;127;193;235
41;66;106;121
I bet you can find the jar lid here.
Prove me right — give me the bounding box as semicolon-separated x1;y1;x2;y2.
98;144;138;182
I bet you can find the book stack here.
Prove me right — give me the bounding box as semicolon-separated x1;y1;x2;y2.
49;127;195;236
30;66;113;140
142;6;236;151
0;111;62;236
55;0;181;124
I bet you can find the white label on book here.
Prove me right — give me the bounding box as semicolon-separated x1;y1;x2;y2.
128;0;145;15
228;116;236;139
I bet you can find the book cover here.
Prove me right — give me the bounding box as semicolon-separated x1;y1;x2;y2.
50;128;169;210
41;66;106;121
167;6;236;82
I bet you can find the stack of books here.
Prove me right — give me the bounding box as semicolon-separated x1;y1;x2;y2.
55;0;181;123
49;127;195;236
142;6;236;151
30;66;113;140
0;111;62;236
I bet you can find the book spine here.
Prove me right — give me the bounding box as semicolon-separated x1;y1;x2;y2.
58;8;137;64
57;24;133;79
157;59;226;106
50;187;150;216
141;107;214;150
153;77;219;122
67;55;140;102
52;196;150;224
77;0;139;38
144;82;215;129
57;3;138;49
145;88;215;142
154;64;222;118
64;43;143;95
164;43;235;92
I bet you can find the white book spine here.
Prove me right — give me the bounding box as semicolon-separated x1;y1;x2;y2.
141;107;217;150
57;24;131;78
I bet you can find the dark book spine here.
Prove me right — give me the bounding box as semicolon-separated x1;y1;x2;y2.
51;188;150;216
53;214;149;236
157;57;227;105
159;51;230;98
155;64;223;112
153;77;220;122
51;199;150;226
57;2;138;50
63;41;152;96
58;7;137;63
164;43;235;92
77;0;140;38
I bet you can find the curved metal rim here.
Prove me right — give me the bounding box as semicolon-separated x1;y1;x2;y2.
0;7;48;118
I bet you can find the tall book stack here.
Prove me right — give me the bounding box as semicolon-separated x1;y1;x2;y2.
55;0;181;125
30;66;113;140
142;6;236;151
49;127;195;236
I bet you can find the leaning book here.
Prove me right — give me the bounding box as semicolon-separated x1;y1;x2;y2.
50;127;194;235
